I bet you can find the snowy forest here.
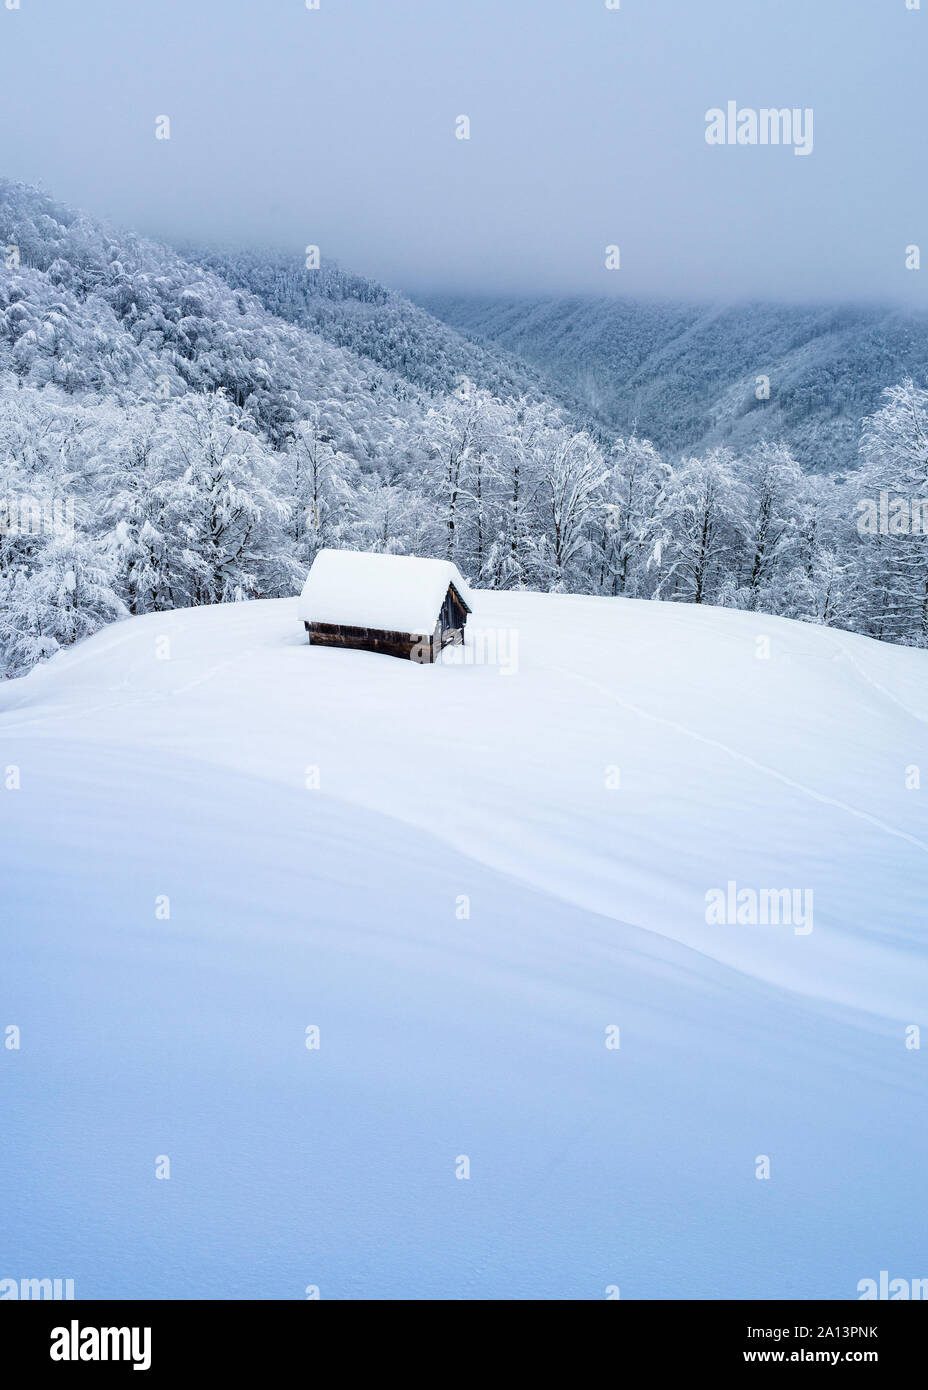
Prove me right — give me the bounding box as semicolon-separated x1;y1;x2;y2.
1;179;927;679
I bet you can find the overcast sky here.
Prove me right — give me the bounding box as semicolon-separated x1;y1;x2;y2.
1;0;925;303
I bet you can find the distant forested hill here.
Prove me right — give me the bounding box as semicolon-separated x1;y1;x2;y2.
417;295;928;473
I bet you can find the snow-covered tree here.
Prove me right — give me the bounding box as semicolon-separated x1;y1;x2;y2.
536;430;608;591
0;535;125;677
168;392;299;604
740;440;803;611
655;449;745;605
599;434;670;597
858;379;928;644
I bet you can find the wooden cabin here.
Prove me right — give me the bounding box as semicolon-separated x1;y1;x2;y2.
298;549;472;664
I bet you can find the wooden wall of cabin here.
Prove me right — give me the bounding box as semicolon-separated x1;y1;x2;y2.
307;621;435;663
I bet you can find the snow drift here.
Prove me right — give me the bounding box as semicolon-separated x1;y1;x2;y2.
1;590;926;1299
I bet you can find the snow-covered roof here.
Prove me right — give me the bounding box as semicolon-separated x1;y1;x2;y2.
298;549;473;634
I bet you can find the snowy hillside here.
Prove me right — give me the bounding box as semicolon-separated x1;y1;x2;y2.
3;178;928;679
184;245;570;412
2;593;926;1298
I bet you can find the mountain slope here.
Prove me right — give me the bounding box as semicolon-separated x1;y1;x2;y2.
0;179;582;462
418;295;928;471
0;178;441;443
2;593;926;1297
184;246;589;417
